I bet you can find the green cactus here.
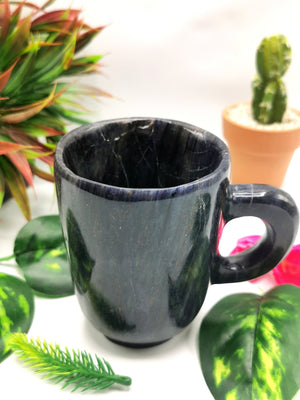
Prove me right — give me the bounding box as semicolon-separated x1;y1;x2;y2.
251;34;291;124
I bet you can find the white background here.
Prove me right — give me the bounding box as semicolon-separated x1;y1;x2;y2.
1;0;300;399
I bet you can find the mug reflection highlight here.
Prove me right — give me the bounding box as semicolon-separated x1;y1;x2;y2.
54;118;298;347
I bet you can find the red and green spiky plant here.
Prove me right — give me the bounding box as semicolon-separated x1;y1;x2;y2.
0;0;110;220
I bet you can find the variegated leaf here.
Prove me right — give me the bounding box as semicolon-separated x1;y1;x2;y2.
14;215;73;297
199;285;300;400
0;273;34;363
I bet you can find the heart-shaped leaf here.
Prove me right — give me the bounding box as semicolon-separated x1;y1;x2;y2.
14;215;73;297
0;273;34;362
199;285;300;400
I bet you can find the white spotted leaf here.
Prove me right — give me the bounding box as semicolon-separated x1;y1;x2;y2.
199;285;300;400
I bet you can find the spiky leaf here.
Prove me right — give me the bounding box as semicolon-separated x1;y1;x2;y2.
0;273;34;363
7;150;33;187
2;42;39;96
0;167;5;207
199;285;300;400
0;15;31;69
0;156;31;220
1;84;56;123
0;140;32;155
9;333;132;392
14;215;73;297
0;59;19;91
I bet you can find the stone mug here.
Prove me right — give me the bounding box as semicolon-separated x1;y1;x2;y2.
54;118;299;347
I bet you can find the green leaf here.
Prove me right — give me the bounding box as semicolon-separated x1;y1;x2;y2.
61;55;102;76
1;84;56;124
47;104;90;125
0;273;34;363
199;285;300;400
20;109;66;133
9;333;132;392
26;32;78;85
41;0;57;10
20;121;64;137
13;215;73;297
75;27;105;53
0;58;19;91
2;42;39;96
0;15;30;69
62;29;77;69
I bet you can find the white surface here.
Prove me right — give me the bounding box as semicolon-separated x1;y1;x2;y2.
1;0;300;399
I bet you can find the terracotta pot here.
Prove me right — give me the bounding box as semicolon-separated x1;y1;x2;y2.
222;103;300;187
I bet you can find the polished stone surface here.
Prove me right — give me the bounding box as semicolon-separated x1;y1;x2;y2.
54;118;298;347
58;118;226;200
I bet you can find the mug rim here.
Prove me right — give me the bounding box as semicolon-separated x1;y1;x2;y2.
54;117;230;201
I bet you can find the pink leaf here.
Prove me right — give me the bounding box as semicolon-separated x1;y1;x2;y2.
0;59;17;91
0;140;32;155
32;9;81;26
230;235;300;287
273;245;300;286
0;0;11;41
7;151;34;187
230;235;261;255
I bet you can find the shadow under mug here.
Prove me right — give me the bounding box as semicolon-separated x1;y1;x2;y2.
54;118;299;347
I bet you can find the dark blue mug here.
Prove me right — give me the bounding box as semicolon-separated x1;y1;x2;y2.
54;118;299;347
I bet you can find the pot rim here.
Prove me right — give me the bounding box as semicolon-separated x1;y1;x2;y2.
223;102;300;135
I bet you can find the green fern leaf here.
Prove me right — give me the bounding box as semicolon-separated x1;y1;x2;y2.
9;333;132;392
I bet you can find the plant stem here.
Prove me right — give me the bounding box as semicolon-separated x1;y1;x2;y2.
0;254;15;263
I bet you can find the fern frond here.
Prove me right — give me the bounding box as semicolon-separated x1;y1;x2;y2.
9;333;132;392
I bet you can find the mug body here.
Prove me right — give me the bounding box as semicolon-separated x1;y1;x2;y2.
54;118;230;347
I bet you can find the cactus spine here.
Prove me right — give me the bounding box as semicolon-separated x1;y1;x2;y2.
251;34;291;124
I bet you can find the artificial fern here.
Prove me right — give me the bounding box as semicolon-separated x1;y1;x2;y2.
9;333;132;392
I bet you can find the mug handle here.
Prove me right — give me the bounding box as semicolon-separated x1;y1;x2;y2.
211;184;299;284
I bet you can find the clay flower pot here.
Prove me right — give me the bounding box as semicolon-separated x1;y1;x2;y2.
222;103;300;187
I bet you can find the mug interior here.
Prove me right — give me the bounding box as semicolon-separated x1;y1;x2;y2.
62;119;223;189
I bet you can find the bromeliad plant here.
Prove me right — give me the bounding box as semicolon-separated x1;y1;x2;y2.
252;34;291;124
0;0;109;219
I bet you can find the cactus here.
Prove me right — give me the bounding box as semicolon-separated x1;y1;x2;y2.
251;35;291;124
